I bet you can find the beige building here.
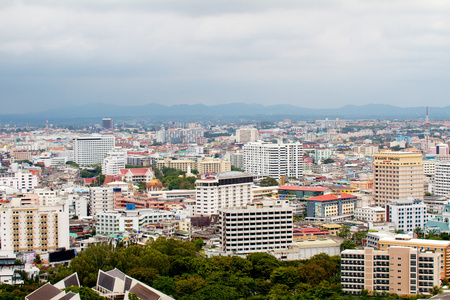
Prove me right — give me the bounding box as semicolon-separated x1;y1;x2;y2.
373;152;424;206
354;206;385;222
341;247;440;296
378;235;450;280
156;157;230;174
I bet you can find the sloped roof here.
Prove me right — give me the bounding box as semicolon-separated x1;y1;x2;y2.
279;186;330;192
307;193;357;202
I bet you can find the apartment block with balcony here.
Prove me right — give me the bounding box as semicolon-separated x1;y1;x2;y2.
341;247;440;296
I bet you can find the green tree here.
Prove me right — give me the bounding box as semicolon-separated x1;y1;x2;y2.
340;239;356;252
259;177;279;187
322;158;335;164
429;285;443;295
338;225;351;238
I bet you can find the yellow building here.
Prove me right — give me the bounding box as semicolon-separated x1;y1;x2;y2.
156;157;230;174
373;152;424;206
378;235;450;279
319;224;342;236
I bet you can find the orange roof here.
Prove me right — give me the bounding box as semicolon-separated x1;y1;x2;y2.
119;168;152;175
307;193;357;202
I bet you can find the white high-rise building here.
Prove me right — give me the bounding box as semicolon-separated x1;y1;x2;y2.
243;141;303;179
102;148;127;175
195;172;253;215
434;161;450;197
386;198;429;232
73;135;115;166
0;198;69;254
89;187;114;216
0;170;39;191
218;199;293;254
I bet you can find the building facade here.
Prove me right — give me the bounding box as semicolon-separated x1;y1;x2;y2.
306;193;357;219
373;152;424;206
73;135;115;166
434;161;450;197
243;141;303;179
386;198;429;232
195;172;253;215
218;199;293;254
341;247;440;295
102;148;127;176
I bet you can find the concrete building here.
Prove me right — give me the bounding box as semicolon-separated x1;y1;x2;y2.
119;168;154;183
423;160;436;178
102;118;114;130
73;135;115;166
305;193;357;220
314;148;336;162
197;158;231;174
96;209;174;235
0;170;39;191
354;206;385;222
89;187;114;216
156;127;204;144
386;198;430;232
365;231;396;249
102;148;127;176
195;172;253;215
373;152;424;206
243;141;303;179
218;199;293;255
229;152;244;170
434;161;450;197
378;235;450;279
0;198;69;254
341;247;440;295
235;127;259;143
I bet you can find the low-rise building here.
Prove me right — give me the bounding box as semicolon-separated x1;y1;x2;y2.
354;206;385;222
306;193;357;221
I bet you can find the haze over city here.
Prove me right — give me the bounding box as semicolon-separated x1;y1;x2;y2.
1;0;450;114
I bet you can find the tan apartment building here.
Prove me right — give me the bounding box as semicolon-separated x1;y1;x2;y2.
378;235;450;280
373;151;424;206
156;157;230;174
341;247;440;295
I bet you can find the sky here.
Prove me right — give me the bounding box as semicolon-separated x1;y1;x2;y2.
1;0;450;114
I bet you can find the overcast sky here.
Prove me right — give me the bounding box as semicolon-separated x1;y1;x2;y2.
1;0;450;114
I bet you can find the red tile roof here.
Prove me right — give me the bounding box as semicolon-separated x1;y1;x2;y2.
119;168;152;175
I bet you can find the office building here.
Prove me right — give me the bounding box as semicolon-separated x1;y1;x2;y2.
195;172;253;215
218;199;293;254
386;198;429;232
102;118;114;130
341;247;440;295
229;152;244;170
73;135;115;166
0;198;69;254
373;152;424;206
156;127;204;144
243;141;303;179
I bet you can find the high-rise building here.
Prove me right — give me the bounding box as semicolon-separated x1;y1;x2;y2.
156;127;204;144
102;118;114;130
0;198;69;254
243;141;303;179
73;135;115;166
341;247;440;295
373;152;424;206
89;186;115;216
434;161;450;197
195;172;253;215
102;148;127;176
235;127;259;143
218;199;293;255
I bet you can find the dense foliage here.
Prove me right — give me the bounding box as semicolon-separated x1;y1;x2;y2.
37;237;426;300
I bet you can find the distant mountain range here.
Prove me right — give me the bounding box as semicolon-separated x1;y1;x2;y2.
1;103;448;124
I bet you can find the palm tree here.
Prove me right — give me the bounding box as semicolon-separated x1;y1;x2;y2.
414;227;423;238
429;285;443;296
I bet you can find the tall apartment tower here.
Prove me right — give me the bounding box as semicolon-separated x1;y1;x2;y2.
235;127;259;143
102;148;127;176
102;118;114;130
373;152;424;206
434;161;450;197
73;135;115;166
243;141;303;179
195;172;253;215
341;247;440;296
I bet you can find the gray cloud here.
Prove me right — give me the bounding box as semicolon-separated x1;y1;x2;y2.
1;0;450;113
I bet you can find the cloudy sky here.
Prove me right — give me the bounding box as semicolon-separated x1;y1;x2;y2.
1;0;450;114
